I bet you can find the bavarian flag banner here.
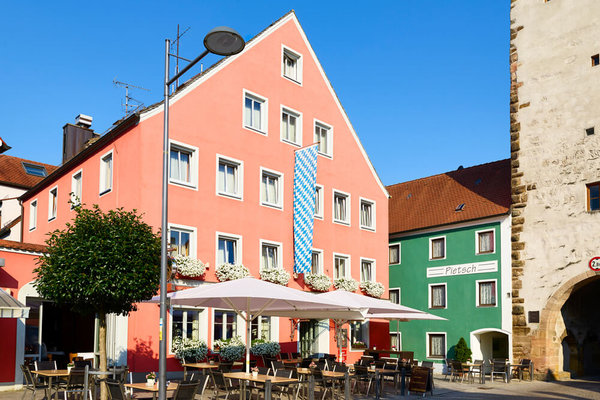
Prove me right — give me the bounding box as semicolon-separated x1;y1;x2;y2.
293;144;318;274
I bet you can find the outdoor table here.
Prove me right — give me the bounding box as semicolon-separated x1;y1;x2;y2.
462;363;485;384
124;382;178;400
367;368;400;399
182;361;243;379
296;368;349;399
31;369;69;400
223;371;298;400
282;358;303;365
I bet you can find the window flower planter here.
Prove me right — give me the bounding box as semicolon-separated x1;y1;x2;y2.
334;277;359;292
304;273;332;292
215;264;250;282
360;281;385;298
259;268;290;286
173;255;207;278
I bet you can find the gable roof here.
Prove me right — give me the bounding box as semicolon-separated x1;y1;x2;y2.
0;155;58;190
388;159;511;234
0;137;10;153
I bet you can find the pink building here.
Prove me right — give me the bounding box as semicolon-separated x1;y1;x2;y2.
12;11;389;379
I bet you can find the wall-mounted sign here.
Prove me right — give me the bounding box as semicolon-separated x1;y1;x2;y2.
589;257;600;272
427;260;498;278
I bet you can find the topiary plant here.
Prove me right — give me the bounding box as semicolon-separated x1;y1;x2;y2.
454;337;472;363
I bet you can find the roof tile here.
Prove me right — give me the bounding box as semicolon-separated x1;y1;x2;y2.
0;155;58;189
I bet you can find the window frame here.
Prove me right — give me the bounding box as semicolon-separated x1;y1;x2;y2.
48;186;58;222
426;332;447;359
169;140;198;190
250;315;272;341
281;45;303;85
311;248;323;275
390;331;402;351
428;283;447;309
389;288;401;305
476;279;498;308
243;90;268;135
360;257;376;283
70;170;82;209
259;239;283;271
212;309;239;343
99;150;113;196
21;162;47;177
314;184;324;220
216;232;242;267
587;182;600;211
169;305;205;354
333;253;351;280
359;197;376;231
389;243;401;265
260;167;284;210
332;189;351;226
475;229;495;255
313;119;333;158
168;223;197;258
29;199;38;231
280;105;302;147
429;236;446;260
350;321;369;352
216;154;244;201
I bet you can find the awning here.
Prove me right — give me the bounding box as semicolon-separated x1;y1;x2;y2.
0;289;29;318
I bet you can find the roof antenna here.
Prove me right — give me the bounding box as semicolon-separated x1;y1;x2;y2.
170;24;192;91
113;79;150;116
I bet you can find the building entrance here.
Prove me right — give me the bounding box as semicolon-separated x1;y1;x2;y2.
299;320;318;357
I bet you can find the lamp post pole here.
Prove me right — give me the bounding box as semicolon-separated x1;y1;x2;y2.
159;27;245;400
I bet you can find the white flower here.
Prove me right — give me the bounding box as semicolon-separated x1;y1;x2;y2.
172;337;208;362
259;268;290;286
333;277;359;292
359;281;385;298
250;340;281;357
304;273;332;292
173;255;207;277
215;336;245;361
215;264;250;282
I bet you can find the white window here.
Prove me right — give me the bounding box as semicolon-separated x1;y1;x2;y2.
311;249;323;274
260;168;283;209
360;258;375;282
217;156;243;199
217;233;241;266
360;198;375;231
429;283;447;309
314;185;324;219
243;91;268;134
390;332;402;351
477;280;497;307
169;141;198;188
214;310;237;341
260;240;282;270
29;200;37;231
99;151;113;195
171;307;203;347
314;120;332;157
333;190;350;225
334;254;350;279
48;187;58;221
281;106;302;146
282;46;302;84
251;316;271;341
71;171;82;207
350;321;368;349
389;288;400;304
427;333;446;359
476;229;495;254
169;225;196;257
389;244;401;265
430;236;446;260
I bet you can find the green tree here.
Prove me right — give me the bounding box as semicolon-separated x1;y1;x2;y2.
34;205;161;400
454;337;472;363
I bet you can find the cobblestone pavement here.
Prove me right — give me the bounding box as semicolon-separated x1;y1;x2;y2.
2;376;599;399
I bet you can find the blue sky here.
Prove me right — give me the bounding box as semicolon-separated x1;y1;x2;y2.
0;0;509;185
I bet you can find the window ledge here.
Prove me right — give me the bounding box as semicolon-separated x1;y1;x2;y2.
317;152;333;159
333;219;350;226
169;180;197;190
243;125;267;136
360;225;376;232
281;138;301;147
217;192;243;201
261;202;283;210
48;216;56;222
99;188;112;197
283;75;302;86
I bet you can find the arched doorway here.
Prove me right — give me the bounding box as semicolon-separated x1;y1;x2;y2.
470;328;511;364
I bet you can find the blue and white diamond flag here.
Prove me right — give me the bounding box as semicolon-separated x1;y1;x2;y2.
293;144;318;274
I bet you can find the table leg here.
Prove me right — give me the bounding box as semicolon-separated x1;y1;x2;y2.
308;375;315;400
374;370;380;400
264;379;271;400
183;366;187;380
344;372;351;400
400;369;406;396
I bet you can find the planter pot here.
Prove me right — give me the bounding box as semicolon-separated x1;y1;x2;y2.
67;366;73;374
252;372;258;378
146;379;155;387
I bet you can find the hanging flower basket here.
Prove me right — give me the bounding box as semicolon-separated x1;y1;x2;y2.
259;268;290;286
333;277;359;292
173;255;207;278
360;281;385;298
304;273;332;292
215;264;250;282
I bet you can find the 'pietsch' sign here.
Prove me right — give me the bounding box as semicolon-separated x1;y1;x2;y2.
589;257;600;272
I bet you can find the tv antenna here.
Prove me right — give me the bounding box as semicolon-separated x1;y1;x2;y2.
170;24;193;90
113;79;150;115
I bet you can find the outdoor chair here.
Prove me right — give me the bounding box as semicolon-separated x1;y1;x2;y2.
470;360;484;383
451;360;471;383
34;360;57;370
218;361;234;373
126;372;154;399
171;381;200;400
351;365;373;395
291;352;301;359
254;368;295;400
106;378;130;400
490;359;508;383
271;360;285;374
210;370;242;400
311;368;337;400
20;364;50;400
443;359;453;381
332;363;348;373
62;368;93;400
359;355;374;366
280;352;290;360
74;360;93;369
300;358;313;368
512;359;533;381
420;361;435;389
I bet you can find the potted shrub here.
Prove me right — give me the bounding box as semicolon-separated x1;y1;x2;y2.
215;336;245;361
454;337;472;363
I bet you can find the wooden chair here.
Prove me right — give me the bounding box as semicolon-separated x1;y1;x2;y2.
20;364;50;400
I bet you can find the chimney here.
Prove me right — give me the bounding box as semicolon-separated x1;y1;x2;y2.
62;114;100;164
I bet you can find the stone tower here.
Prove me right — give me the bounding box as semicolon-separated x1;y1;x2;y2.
510;0;600;379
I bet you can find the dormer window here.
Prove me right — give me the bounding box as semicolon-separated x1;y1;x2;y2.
22;162;47;177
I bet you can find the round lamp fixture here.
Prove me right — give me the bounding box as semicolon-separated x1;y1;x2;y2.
204;26;245;56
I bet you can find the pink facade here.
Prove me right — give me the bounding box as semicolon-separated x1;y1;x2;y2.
19;12;389;371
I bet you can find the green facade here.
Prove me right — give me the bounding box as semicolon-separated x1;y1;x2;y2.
389;220;506;365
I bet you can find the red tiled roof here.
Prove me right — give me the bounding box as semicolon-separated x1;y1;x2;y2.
0;155;58;190
388;159;511;234
0;239;46;253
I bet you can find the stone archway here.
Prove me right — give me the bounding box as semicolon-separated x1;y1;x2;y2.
529;270;600;379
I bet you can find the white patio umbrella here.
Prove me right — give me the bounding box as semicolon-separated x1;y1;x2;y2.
150;277;366;372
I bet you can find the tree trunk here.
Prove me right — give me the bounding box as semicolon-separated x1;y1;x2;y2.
99;312;108;400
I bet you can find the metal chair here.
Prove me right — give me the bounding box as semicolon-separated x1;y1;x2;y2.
512;359;532;381
62;368;93;400
20;364;50;400
106;378;130;400
210;370;241;400
490;359;508;383
351;365;373;395
34;360;57;370
171;381;200;400
271;360;285;374
444;358;453;381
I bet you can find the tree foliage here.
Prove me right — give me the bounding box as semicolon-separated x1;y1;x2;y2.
34;205;161;316
454;337;472;363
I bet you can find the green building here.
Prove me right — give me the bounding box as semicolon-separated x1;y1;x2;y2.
387;160;511;372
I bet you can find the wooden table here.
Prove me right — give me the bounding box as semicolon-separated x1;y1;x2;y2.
463;363;485;384
124;382;178;400
367;367;401;399
182;361;242;379
282;358;303;365
223;372;298;400
32;369;69;400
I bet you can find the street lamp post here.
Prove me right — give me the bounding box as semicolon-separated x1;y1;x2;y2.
159;26;245;400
